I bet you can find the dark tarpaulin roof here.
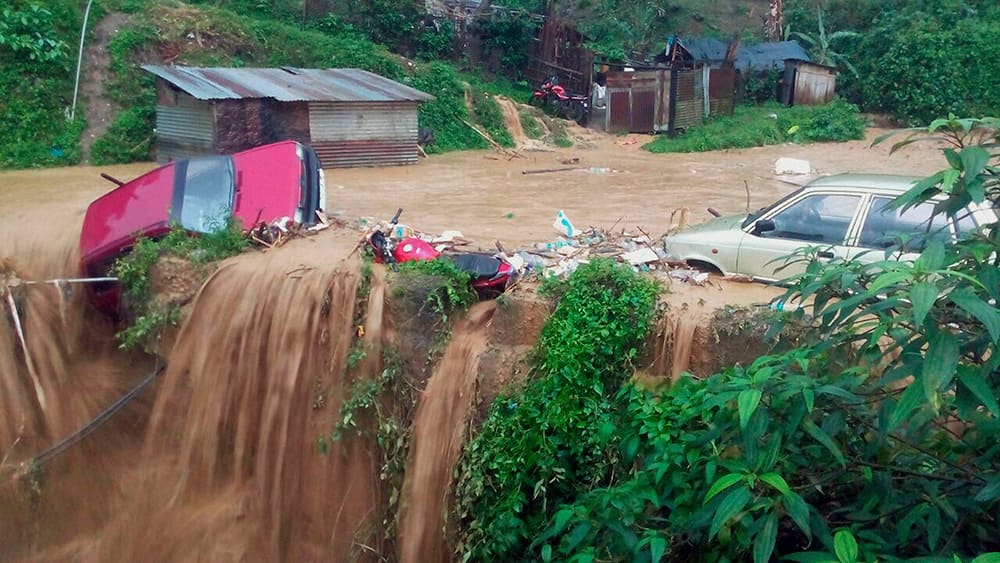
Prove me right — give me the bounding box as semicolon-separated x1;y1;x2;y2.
680;39;810;71
142;65;435;103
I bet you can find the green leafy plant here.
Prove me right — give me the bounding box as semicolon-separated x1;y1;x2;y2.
111;217;247;351
392;258;475;325
0;4;69;64
791;9;860;75
0;1;82;168
643;100;864;153
457;114;1000;561
455;259;660;560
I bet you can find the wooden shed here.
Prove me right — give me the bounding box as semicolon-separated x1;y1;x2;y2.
142;65;434;168
780;59;837;106
591;66;736;134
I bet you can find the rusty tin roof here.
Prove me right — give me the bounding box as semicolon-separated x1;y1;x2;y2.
142;65;434;103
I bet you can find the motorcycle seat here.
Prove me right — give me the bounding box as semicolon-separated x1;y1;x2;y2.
448;253;502;278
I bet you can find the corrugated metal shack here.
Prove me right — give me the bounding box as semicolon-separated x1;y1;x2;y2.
142;65;434;168
676;38;832;106
592;67;736;134
781;59;837;105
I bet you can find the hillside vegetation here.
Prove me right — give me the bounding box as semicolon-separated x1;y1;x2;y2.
1;0;523;167
3;0;999;162
0;2;85;167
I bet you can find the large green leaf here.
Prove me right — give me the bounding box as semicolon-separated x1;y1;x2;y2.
950;289;1000;343
974;475;1000;503
957;368;1000;417
922;330;959;402
802;419;845;467
909;282;937;326
960;146;991;182
738;389;763;430
971;553;1000;563
784;491;812;537
759;472;792;496
709;486;752;538
649;536;667;563
889;378;924;430
754;513;778;563
834;530;859;563
704;473;744;503
915;239;946;272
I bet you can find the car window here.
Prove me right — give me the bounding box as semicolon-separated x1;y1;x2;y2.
857;197;945;251
177;157;235;233
954;209;978;236
762;193;861;244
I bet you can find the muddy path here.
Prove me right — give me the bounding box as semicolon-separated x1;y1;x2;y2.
80;13;131;162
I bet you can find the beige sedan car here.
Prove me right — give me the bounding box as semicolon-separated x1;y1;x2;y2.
662;174;997;282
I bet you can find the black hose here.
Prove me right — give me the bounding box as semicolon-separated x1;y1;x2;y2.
30;362;165;467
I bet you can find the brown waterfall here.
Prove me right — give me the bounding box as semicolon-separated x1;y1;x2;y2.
398;301;496;563
79;257;388;561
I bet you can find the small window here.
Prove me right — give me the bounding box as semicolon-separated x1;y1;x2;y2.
176;157;235;233
762;193;861;244
858;197;945;251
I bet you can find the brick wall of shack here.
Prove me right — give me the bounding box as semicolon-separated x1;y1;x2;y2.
213;100;310;154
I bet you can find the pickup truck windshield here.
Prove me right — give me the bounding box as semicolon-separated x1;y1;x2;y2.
174;156;236;232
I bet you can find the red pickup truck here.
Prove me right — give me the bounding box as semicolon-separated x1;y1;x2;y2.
79;141;325;315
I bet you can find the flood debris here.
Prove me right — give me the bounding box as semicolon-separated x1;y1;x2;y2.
515;218;710;282
521;167;579;175
346;209;720;287
774;157;812;175
247;210;340;250
668;268;710;285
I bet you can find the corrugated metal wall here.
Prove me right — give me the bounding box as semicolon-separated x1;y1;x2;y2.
672;70;705;130
309;102;419;167
629;73;658;133
709;68;736;115
792;65;837;105
603;67;730;134
154;94;215;162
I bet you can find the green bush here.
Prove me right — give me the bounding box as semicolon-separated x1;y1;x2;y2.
0;1;83;168
112;218;248;350
788;1;1000;125
471;87;515;148
417;19;456;60
407;62;486;153
91;105;155;165
743;68;782;105
491;116;1000;561
642;100;864;153
455;260;660;560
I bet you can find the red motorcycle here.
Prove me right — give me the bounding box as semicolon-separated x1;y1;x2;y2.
367;209;515;297
530;75;589;124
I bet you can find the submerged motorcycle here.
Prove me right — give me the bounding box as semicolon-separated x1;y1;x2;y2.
367;209;515;297
530;75;589;124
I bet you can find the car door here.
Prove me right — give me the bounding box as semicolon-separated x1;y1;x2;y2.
847;196;950;263
737;192;864;280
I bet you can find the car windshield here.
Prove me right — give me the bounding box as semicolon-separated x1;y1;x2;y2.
174;156;236;233
742;187;804;228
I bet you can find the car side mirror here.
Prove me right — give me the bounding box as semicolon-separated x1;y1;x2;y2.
753;219;776;235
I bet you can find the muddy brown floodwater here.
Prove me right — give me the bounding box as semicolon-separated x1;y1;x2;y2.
0;130;949;561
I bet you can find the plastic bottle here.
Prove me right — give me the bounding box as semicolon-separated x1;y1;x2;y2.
769;301;801;312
